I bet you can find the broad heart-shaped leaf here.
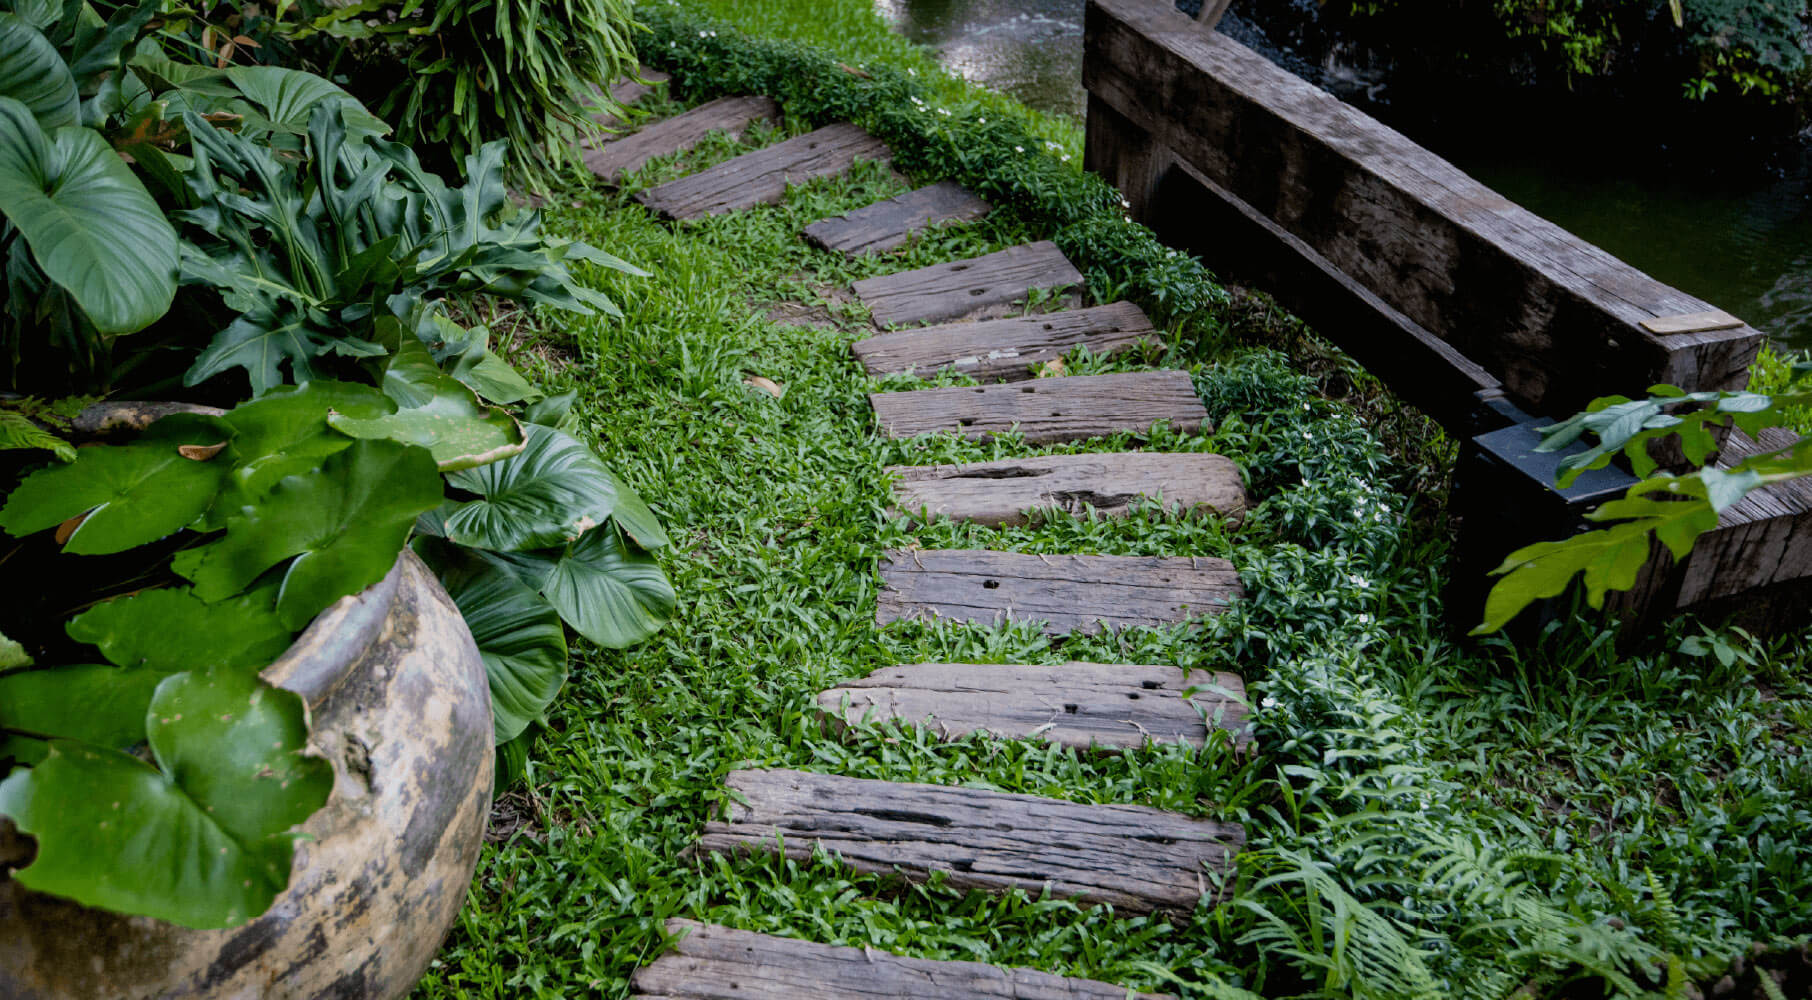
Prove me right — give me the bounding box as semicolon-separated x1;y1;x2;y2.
487;527;674;649
0;14;77;129
418;538;567;744
185;304;387;397
0;663;165;762
214;381;394;518
221;67;389;141
0;413;231;554
328;338;524;472
68;585;292;673
0;97;177;334
441;423;621;551
0;669;333;929
173;439;443;628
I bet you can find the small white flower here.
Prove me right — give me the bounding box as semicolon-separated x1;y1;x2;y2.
1120;197;1131;207
709;30;717;36
938;108;951;116
1261;696;1278;709
1014;145;1025;153
910;95;923;104
699;30;707;36
978;117;987;124
1349;574;1370;589
1301;402;1311;411
907;68;917;76
1300;431;1312;440
1357;613;1372;624
1060;154;1070;162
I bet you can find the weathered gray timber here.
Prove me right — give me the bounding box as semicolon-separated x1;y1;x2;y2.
888;451;1246;526
876;549;1241;636
869;370;1206;444
1082;0;1759;416
852;241;1084;327
694;769;1243;914
804;181;992;257
818;661;1250;750
636;123;891;220
1672;428;1812;607
583;96;780;181
852;301;1158;382
632;920;1175;1000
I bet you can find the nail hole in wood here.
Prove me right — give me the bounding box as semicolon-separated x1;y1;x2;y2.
1063;703;1079;714
1141;680;1163;690
982;579;1000;589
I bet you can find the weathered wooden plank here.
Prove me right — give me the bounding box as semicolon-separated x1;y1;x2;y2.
852;241;1085;327
695;770;1242;914
876;549;1241;636
635;123;892;220
889;451;1246;526
632;920;1175;1000
583;96;780;181
1082;0;1760;414
803;181;993;256
818;661;1250;750
869;370;1205;445
1674;428;1812;606
852;301;1158;382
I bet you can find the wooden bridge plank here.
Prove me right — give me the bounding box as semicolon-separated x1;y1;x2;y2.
695;769;1242;915
818;661;1251;751
852;301;1157;381
852;241;1084;327
636;123;892;220
632;920;1174;999
583;96;780;181
803;181;993;256
868;370;1206;444
889;451;1246;527
876;549;1242;636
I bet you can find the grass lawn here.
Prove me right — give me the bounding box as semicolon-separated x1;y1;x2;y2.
411;3;1812;997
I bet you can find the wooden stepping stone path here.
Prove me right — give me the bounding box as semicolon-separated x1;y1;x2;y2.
583;95;780;181
869;370;1206;444
803;180;993;257
889;452;1246;526
819;661;1251;751
853;240;1084;327
636;123;892;220
633;920;1174;1000
852;301;1158;381
876;550;1241;636
694;769;1242;915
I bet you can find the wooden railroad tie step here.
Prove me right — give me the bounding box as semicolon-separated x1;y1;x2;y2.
852;240;1084;327
632;919;1175;999
877;549;1242;636
583;95;780;181
889;451;1246;527
853;301;1157;381
869;369;1207;445
803;180;993;257
635;122;892;221
818;661;1251;751
693;769;1243;915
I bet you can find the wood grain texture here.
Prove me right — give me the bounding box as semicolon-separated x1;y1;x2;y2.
818;661;1250;750
583;96;780;180
869;370;1207;445
1675;428;1812;606
852;301;1158;381
852;241;1085;327
635;123;891;220
1082;0;1759;414
804;181;993;256
695;770;1243;914
1640;310;1746;335
888;451;1246;527
876;549;1242;636
632;920;1174;1000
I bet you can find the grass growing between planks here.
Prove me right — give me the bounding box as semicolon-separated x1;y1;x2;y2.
412;8;1812;999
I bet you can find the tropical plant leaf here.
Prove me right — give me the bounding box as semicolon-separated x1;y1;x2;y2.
0;662;166;758
67;585;292;673
0;628;28;669
0;413;231;554
0;14;78;129
0;668;333;928
420;539;567;744
173;438;443;628
216;380;393;511
440;422;621;551
327;338;524;471
184;304;387;397
603;470;670;550
221;65;389;140
536;526;674;649
0;96;177;334
0;409;74;460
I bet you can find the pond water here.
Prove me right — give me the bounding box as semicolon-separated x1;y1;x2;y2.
874;0;1812;349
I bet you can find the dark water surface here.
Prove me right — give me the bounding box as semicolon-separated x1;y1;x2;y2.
874;0;1812;348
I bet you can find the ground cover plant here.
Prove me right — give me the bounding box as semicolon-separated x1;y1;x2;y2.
409;5;1812;996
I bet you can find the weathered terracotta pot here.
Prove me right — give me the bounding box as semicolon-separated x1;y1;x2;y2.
0;551;493;1000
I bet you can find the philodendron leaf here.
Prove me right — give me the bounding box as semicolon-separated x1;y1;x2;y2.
0;414;231;554
488;527;674;649
184;305;387;397
174;438;443;628
0;96;178;334
441;423;620;551
328;339;524;472
0;14;78;129
221;66;389;140
218;381;393;509
67;585;292;672
0;669;333;928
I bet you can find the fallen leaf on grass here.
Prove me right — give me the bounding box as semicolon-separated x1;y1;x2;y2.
744;376;784;398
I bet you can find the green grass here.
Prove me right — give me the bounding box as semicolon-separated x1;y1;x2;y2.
410;6;1812;998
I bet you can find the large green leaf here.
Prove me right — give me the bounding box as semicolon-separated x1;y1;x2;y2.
491;527;674;649
0;663;165;758
222;66;389;140
67;586;292;672
327;338;524;472
173;439;443;628
0;96;177;334
0;14;77;129
420;539;567;744
0;414;230;553
441;423;620;551
0;669;333;928
184;305;387;397
216;381;394;513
